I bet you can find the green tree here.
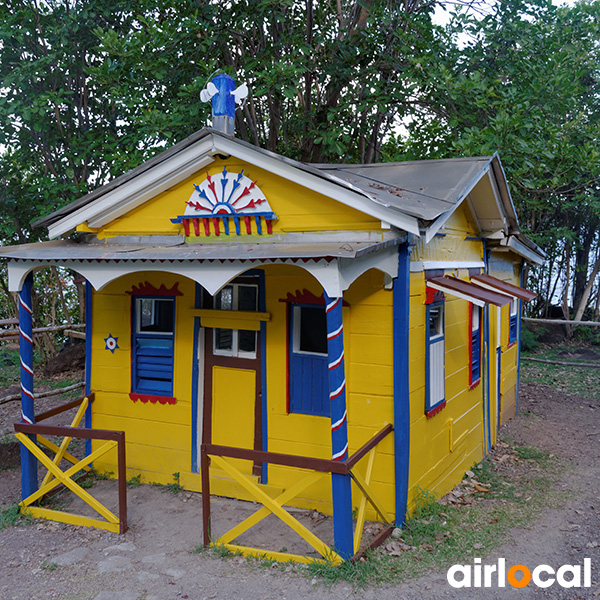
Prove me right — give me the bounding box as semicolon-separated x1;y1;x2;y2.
389;0;600;318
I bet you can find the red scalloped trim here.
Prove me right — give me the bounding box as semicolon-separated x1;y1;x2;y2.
426;400;446;419
126;282;183;296
279;289;349;306
129;393;177;405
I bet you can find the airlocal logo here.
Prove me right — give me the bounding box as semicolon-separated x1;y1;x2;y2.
447;558;592;589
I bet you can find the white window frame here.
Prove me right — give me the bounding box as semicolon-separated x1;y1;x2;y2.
212;283;258;359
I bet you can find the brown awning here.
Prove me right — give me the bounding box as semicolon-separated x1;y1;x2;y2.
427;276;512;307
471;273;536;302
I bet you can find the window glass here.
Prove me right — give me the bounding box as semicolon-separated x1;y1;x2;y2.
137;298;174;334
298;306;328;355
215;328;233;352
212;282;259;359
238;285;258;312
472;305;480;331
216;286;233;311
429;305;444;339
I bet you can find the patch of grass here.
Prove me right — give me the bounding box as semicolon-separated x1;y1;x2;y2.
126;474;142;488
521;343;600;401
40;560;58;572
0;503;32;529
301;442;562;587
152;472;183;495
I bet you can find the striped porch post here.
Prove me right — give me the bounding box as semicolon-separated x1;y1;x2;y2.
325;293;353;559
19;272;38;499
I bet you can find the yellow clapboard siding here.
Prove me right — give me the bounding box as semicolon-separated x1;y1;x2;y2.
347;333;393;366
347;305;394;335
92;392;190;425
347;393;394;425
92;413;190;451
348;364;393;395
268;414;331;446
93;441;190;476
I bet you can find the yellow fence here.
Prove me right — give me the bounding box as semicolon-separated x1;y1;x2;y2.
14;395;127;534
201;424;394;564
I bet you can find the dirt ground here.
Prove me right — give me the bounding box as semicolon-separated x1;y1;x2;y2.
0;375;599;600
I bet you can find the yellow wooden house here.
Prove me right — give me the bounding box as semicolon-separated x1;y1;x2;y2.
3;85;543;561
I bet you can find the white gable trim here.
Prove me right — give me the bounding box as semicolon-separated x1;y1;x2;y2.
48;138;217;239
48;132;420;239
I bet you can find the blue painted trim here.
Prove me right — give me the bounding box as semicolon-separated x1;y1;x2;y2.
516;267;524;412
191;283;202;473
393;243;411;526
19;272;38;499
85;280;93;456
484;305;491;451
483;242;491;452
496;347;502;426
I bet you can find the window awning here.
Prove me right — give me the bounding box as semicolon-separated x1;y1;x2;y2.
426;276;512;307
471;273;537;302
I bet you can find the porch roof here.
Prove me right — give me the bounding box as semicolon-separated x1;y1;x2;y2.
0;231;403;262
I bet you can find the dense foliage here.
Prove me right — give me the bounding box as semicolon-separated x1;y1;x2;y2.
0;0;599;340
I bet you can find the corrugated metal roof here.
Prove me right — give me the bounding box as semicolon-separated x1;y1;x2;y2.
314;158;493;221
0;235;403;262
33;128;493;230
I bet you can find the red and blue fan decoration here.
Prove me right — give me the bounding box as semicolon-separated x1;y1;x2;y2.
172;167;277;237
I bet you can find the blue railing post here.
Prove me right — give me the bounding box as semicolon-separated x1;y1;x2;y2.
19;272;38;499
324;293;353;559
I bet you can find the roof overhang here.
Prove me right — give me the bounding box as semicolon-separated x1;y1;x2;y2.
426;275;512;307
423;154;520;244
0;231;405;297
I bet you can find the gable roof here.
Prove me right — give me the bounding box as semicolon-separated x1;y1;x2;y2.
34;128;524;248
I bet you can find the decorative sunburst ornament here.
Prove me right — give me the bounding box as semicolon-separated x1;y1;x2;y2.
185;167;269;216
172;166;277;236
104;334;119;353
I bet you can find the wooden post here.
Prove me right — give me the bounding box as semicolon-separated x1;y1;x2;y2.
19;272;38;499
324;293;353;560
85;280;93;456
201;445;211;546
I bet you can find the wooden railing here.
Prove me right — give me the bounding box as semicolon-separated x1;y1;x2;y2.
13;394;127;534
201;423;394;564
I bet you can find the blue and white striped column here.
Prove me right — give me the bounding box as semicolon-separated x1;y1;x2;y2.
325;293;353;559
19;272;38;499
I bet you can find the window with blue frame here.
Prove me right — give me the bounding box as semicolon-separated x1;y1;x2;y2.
132;297;175;397
509;298;518;345
288;304;329;417
469;304;481;386
426;301;445;413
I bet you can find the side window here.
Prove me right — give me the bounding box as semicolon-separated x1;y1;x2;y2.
426;301;445;413
509;298;518;345
132;297;175;397
212;283;258;359
469;304;481;387
289;304;329;417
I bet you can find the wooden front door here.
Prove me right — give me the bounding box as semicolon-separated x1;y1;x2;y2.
202;281;262;477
